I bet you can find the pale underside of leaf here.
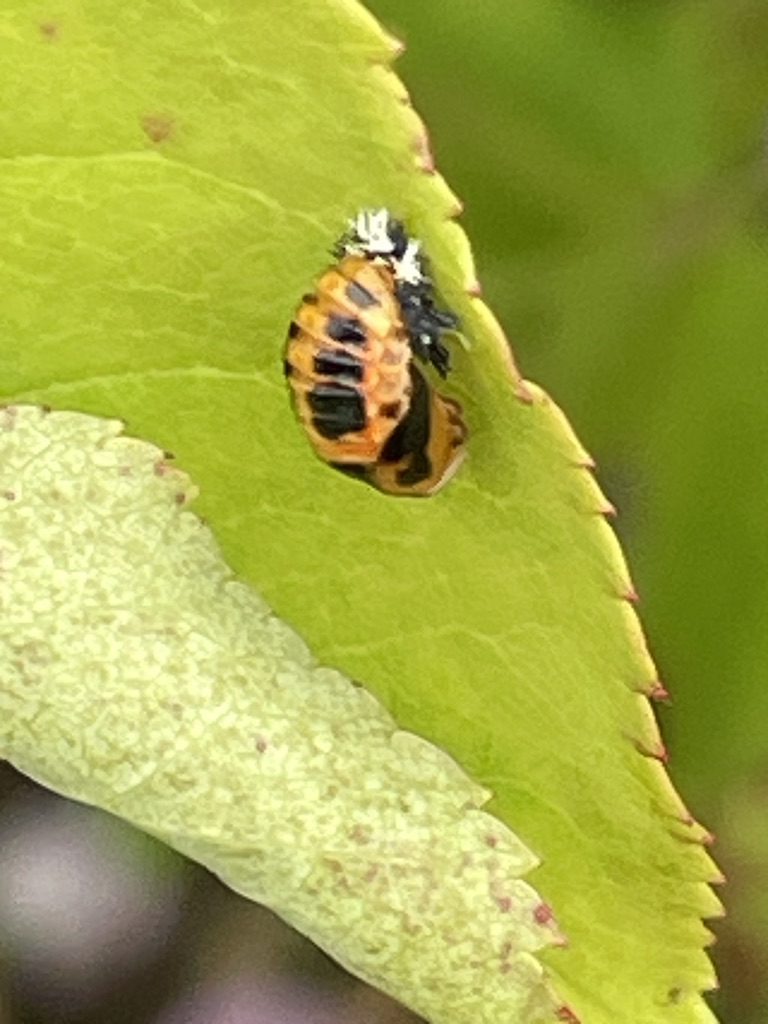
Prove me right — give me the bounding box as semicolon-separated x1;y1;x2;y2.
1;405;566;1024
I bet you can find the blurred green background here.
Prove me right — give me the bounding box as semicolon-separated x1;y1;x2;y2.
1;1;766;1022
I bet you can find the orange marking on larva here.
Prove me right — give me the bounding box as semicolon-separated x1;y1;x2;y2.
367;381;467;497
286;255;413;466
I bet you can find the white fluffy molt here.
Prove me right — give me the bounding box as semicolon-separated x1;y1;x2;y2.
344;208;425;286
351;207;395;254
392;238;423;286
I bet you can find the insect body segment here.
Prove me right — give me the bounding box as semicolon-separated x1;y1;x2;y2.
335;209;458;378
286;255;412;465
285;209;467;496
366;363;468;497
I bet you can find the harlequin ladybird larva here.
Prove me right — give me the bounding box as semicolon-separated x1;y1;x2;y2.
284;209;467;496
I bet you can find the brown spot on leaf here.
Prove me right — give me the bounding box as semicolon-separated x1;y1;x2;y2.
349;824;372;844
533;902;554;925
40;21;60;40
413;129;436;174
556;1006;581;1023
142;113;175;144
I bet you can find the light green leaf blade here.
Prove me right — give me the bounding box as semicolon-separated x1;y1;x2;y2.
0;2;720;1022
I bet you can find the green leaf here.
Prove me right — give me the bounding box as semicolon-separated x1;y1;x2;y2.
0;2;720;1022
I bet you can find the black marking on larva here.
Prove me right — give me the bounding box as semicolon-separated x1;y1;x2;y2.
396;280;457;378
283;359;293;378
380;401;402;419
308;383;367;440
329;461;369;481
379;364;432;485
386;218;410;261
313;349;364;382
302;292;318;305
346;280;379;309
326;314;367;345
288;321;301;339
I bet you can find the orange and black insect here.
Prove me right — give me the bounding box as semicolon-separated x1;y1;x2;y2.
284;209;467;495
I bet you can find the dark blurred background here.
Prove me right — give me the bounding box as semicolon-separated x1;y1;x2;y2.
2;1;767;1021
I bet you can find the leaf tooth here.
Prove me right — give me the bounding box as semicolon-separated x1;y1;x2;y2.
633;735;669;764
